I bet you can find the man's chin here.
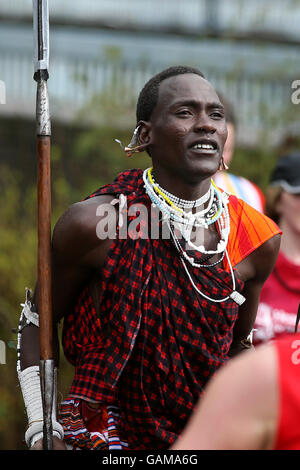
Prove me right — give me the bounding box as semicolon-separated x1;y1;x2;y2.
185;160;220;181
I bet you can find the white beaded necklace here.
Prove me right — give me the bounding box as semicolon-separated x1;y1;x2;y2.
143;167;230;251
169;221;226;268
154;178;212;209
143;167;246;306
143;168;222;230
180;246;246;306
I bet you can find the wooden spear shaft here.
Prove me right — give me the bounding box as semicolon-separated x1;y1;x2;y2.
37;133;52;360
37;91;54;451
33;0;54;450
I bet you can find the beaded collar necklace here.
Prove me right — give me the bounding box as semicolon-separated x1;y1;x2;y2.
143;167;245;306
143;167;223;228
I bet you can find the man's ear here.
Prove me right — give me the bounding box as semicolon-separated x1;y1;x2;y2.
137;120;152;147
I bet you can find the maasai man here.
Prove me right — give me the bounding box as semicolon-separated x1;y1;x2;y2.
18;66;281;450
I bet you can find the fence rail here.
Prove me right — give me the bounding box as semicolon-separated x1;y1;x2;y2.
0;0;300;41
0;45;297;145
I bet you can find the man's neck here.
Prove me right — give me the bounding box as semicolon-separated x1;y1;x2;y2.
152;168;212;201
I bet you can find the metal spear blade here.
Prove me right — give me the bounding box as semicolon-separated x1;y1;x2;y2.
33;0;50;74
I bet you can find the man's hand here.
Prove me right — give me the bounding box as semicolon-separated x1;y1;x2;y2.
30;436;67;450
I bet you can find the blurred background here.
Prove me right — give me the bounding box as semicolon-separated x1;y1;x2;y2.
0;0;300;450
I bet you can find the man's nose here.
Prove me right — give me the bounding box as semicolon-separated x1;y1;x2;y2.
194;116;216;134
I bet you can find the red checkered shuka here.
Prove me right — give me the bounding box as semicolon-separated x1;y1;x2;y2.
62;169;244;449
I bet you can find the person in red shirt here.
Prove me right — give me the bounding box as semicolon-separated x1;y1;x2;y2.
254;153;300;344
172;332;300;450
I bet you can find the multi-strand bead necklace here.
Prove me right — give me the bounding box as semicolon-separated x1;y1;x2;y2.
143;167;245;306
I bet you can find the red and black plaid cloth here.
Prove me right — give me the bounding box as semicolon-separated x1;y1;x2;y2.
62;169;244;449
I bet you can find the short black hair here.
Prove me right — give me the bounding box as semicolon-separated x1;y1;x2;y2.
136;65;205;123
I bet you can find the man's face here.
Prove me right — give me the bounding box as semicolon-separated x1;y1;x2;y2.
148;73;228;183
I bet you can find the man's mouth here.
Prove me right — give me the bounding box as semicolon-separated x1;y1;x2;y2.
189;139;219;155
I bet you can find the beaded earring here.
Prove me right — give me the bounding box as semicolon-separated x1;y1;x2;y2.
114;125;148;157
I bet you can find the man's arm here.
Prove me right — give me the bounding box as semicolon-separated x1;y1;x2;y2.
171;342;278;450
20;195;116;366
19;195;117;449
229;234;281;357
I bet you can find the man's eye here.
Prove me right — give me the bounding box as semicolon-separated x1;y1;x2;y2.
176;109;192;116
211;112;224;119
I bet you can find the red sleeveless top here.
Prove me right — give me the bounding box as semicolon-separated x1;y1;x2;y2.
274;334;300;450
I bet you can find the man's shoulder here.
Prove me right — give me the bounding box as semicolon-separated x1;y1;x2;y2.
57;195;114;227
86;168;144;200
226;194;281;270
229;193;278;231
52;195;117;258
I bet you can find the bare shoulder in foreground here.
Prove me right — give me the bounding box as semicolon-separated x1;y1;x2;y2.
171;342;278;450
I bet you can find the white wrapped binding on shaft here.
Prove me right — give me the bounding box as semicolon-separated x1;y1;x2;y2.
17;291;64;447
18;366;64;447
